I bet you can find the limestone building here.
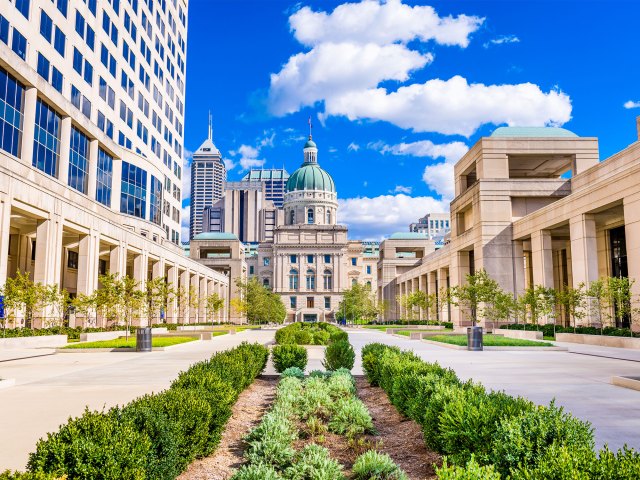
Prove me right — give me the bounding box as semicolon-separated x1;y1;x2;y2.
191;135;378;322
409;212;450;238
0;0;230;326
382;123;640;329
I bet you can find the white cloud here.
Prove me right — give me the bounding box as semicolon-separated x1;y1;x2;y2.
624;100;640;109
338;194;448;240
422;161;456;200
483;35;520;48
180;204;190;243
181;148;193;211
392;185;413;194
289;0;483;48
233;144;266;171
322;76;572;137
348;142;360;152
269;42;432;116
268;1;571;137
223;158;236;171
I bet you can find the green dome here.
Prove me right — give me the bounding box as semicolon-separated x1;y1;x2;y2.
304;138;317;148
286;164;336;193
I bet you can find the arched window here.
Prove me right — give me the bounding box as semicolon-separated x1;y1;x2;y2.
289;269;299;290
323;269;332;290
263;278;270;288
326;210;331;224
351;278;357;286
289;209;295;225
307;208;314;224
306;268;315;290
366;281;372;289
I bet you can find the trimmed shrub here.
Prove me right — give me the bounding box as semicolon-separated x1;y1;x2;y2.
230;463;284;480
275;322;346;345
328;397;375;438
295;329;313;345
352;450;408;480
312;330;330;345
27;408;151;480
282;367;305;379
283;444;346;480
272;345;308;373
435;456;501;480
322;340;355;371
0;472;66;480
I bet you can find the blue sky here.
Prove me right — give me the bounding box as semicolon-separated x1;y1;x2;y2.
181;0;640;240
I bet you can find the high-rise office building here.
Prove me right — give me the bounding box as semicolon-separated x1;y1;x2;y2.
189;117;226;239
0;0;230;327
241;168;289;208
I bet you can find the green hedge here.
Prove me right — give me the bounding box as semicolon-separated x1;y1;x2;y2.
501;323;640;338
361;343;640;478
272;345;308;373
24;342;268;479
322;340;355;371
275;322;347;345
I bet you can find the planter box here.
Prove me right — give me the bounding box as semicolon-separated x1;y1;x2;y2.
0;335;67;349
177;326;208;331
421;340;567;351
151;327;168;334
612;376;640;391
79;331;127;342
556;333;640;349
494;329;543;341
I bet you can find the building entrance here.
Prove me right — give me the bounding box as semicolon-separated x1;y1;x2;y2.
610;226;630;328
303;314;318;322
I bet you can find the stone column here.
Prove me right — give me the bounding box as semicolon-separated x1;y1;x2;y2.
87;139;99;199
531;230;554;288
438;268;450;324
109;243;127;278
111;159;122;211
569;214;598;288
133;251;148;285
19;87;37;165
624;195;640;318
427;271;437;322
166;264;179;323
512;239;526;296
75;229;99;328
200;276;208;322
33;215;64;328
179;269;190;324
58;117;72;183
190;273;199;323
0;194;12;286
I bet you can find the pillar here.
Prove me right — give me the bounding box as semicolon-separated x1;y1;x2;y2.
111;159;122;210
109;243;127;277
133;251;148;285
624;196;640;321
512;239;526;296
166;264;179;323
531;230;554;288
33;215;64;328
76;229;99;327
438;268;450;324
58;117;72;183
190;273;199;323
0;194;12;286
87;139;99;200
179;269;190;324
19;87;37;165
200;276;208;322
569;214;598;288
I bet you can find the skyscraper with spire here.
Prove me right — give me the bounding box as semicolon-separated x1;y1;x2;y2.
190;114;226;239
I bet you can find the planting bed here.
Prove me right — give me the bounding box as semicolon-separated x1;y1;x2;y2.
62;335;198;349
427;333;553;347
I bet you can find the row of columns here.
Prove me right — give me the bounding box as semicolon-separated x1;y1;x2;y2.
396;268;450;323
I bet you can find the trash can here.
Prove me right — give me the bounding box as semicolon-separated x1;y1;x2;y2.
467;326;483;351
136;327;152;352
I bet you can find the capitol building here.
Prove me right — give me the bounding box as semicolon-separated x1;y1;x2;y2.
189;135;378;322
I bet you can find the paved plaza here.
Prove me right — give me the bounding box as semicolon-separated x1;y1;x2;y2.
2;328;640;470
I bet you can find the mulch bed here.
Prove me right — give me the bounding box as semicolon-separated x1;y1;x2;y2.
355;376;441;480
178;376;278;480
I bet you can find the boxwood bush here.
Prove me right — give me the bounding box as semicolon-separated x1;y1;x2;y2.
275;322;346;345
361;343;639;478
23;342;268;479
272;344;308;373
322;339;355;371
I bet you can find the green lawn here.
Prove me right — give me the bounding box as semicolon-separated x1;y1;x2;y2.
64;336;197;349
428;334;553;347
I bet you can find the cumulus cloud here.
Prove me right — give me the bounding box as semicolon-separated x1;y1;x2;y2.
371;139;468;199
624;100;640;109
289;0;483;47
348;142;360;152
181;149;194;201
322;76;572;137
180;204;190;243
392;185;413;194
268;1;572;137
338;194;448;240
483;35;520;48
234;145;266;171
223;158;236;171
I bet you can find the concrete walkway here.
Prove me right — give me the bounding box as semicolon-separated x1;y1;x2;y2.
0;329;275;471
347;329;640;451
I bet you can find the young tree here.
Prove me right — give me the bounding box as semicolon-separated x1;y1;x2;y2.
585;279;611;334
145;277;174;325
557;284;586;332
608;276;634;333
40;284;69;327
234;277;285;324
519;285;555;329
73;293;97;328
120;276;145;339
94;273;121;328
449;269;504;326
426;292;439;323
1;271;41;329
338;283;382;324
205;292;225;325
188;285;199;324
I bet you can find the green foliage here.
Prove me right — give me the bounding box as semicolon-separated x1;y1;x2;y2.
0;472;66;480
283;444;345;480
275;322;346;345
352;450;408;480
328;397;375;438
233;277;286;324
322;340;355;371
27;408;151;480
436;456;501;480
230;463;284;480
281;367;305;379
449;269;506;325
336;282;383;323
272;344;308;373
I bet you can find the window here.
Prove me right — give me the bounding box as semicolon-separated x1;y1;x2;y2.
15;0;30;19
54;0;68;17
0;16;8;45
290;254;297;264
98;259;107;275
366;265;371;275
11;29;27;60
323;270;332;290
326;210;331;224
306;269;315;290
351;258;357;266
249;266;254;275
50;66;63;92
149;175;162;225
324;297;330;309
263;278;270;288
119;101;133;127
263;257;270;267
307;255;314;264
289;209;294;224
352;279;357;286
99;77;115;109
32;99;60;177
68;126;89;194
122;41;136;70
307;208;314;224
366;281;372;288
71;86;91;118
290;296;297;309
36;53;50;80
40;10;53;42
67;250;78;269
54;27;65;56
324;254;331;264
100;44;117;77
102;11;118;45
96;148;113;206
289;269;299;290
97;111;113;138
0;67;24;158
306;297;314;308
120;161;147;218
121;71;134;98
